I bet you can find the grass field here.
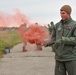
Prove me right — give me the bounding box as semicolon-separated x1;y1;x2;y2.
0;29;22;58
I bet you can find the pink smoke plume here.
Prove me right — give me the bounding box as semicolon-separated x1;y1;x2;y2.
18;23;50;44
0;8;29;27
0;8;50;45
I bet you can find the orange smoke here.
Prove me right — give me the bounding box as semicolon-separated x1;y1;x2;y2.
18;23;50;44
13;8;29;26
0;8;29;27
0;9;50;44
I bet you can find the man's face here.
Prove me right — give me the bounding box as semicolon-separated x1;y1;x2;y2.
60;10;70;21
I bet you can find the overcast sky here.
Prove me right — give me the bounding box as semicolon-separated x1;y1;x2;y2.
0;0;76;25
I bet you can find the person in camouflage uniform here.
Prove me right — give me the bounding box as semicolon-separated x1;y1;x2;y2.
44;5;76;75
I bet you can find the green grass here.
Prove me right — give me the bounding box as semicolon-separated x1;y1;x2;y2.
0;30;22;58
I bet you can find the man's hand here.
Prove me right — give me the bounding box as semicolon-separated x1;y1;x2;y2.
53;39;62;49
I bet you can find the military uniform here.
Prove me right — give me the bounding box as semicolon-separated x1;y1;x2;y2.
50;17;76;75
54;17;76;61
45;4;76;75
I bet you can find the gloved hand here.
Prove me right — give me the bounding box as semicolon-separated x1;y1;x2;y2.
53;39;62;49
55;39;62;44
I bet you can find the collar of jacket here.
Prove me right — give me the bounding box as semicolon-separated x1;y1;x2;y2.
61;17;73;24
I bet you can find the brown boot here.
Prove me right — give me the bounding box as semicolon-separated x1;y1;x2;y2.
36;45;42;51
22;46;27;52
